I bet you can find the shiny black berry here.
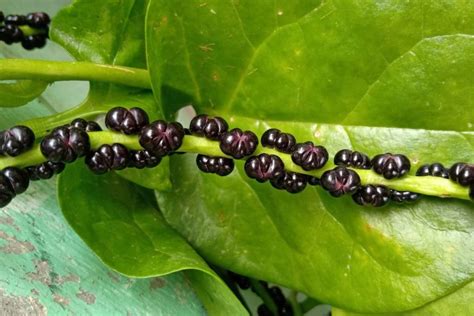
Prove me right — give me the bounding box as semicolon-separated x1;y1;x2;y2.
21;34;47;50
0;126;35;157
0;173;15;207
371;153;410;179
449;163;474;186
189;114;228;140
139;120;185;157
307;176;320;186
26;161;65;181
321;166;361;197
0;11;4;23
196;154;234;176
334;149;371;169
269;286;286;307
5;15;27;26
291;142;328;171
470;185;474;200
390;190;419;203
244;154;284;183
416;163;449;179
85;143;129;174
105;107;149;135
128;150;161;169
270;172;307;193
257;304;273;316
352;185;390;207
40;127;90;163
70;118;102;132
261;128;296;154
26;12;50;29
2;167;29;195
227;272;251;290
220;128;258;159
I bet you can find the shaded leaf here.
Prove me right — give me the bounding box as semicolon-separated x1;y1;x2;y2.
58;162;246;315
0;80;48;108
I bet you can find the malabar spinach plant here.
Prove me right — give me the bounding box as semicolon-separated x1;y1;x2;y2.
0;0;473;315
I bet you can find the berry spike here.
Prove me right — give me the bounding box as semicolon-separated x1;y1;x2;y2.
40;126;90;163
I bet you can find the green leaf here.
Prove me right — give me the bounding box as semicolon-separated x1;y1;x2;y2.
0;80;48;107
58;162;247;316
146;0;474;312
148;0;474;131
333;281;474;316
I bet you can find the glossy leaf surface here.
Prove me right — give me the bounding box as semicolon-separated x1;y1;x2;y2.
147;0;474;312
58;162;246;315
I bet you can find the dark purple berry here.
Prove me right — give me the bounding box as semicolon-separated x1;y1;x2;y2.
26;161;65;181
40;127;90;163
220;128;258;159
279;304;293;316
390;190;419;203
371;153;411;179
416;163;449;179
261;128;296;154
105;107;149;135
0;173;15;208
257;304;273;316
139;120;185;157
21;34;47;50
128;150;161;169
307;176;320;186
0;11;4;23
269;287;286;307
26;12;50;29
469;185;474;200
196;154;234;176
85;143;129;174
291;141;328;171
189;114;228;140
5;15;27;26
227;272;251;290
352;185;390;207
70;118;102;132
244;154;284;183
321;166;361;197
449;163;474;186
270;172;307;193
0;126;35;157
2;167;29;195
0;24;23;44
334;149;371;169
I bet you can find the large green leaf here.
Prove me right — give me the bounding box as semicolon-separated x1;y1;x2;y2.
146;0;474;313
333;281;474;316
58;162;247;315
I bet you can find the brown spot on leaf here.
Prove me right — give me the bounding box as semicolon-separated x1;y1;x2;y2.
149;277;166;291
76;288;96;305
0;289;47;315
0;231;35;254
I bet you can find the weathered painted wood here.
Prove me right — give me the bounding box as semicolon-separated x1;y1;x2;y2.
0;180;206;315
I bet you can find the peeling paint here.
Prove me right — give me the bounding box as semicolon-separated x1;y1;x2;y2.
149;277;166;290
27;260;52;285
0;214;20;231
53;294;70;307
55;273;80;285
0;231;35;254
0;289;47;315
76;288;96;305
107;271;121;283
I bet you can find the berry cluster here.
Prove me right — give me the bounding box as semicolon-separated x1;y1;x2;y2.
228;272;293;316
0;11;50;50
0;107;472;208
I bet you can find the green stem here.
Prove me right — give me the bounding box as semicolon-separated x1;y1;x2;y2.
299;297;322;314
288;291;303;316
249;279;278;315
18;25;46;37
0;59;152;89
0;133;470;200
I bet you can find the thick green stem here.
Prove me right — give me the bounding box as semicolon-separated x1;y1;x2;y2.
249;279;278;315
0;133;470;200
0;59;151;89
18;25;45;37
288;291;303;316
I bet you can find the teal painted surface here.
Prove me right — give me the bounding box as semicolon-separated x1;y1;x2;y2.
0;180;206;315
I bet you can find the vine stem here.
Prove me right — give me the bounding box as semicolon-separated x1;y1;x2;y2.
0;59;152;89
249;279;278;314
0;132;470;200
18;25;45;37
288;291;303;316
